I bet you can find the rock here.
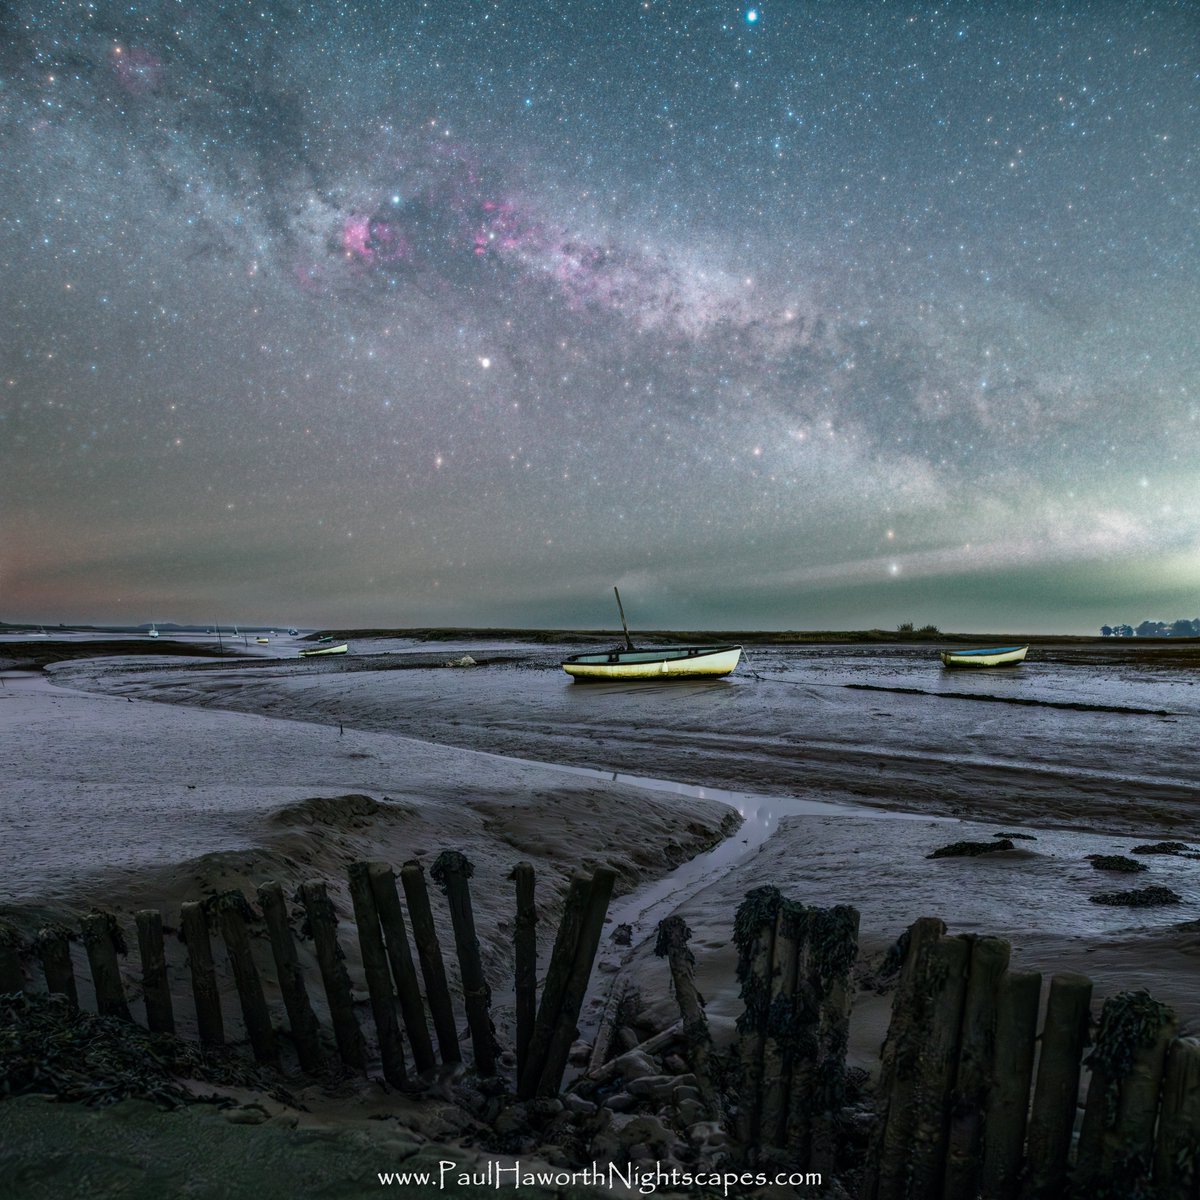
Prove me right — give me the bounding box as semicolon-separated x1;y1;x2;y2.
617;1114;673;1152
687;1120;729;1148
627;1074;675;1099
493;1106;530;1136
526;1098;564;1121
662;1053;689;1074
675;1099;707;1126
601;1092;637;1113
568;1039;591;1065
614;1026;640;1054
266;1114;299;1130
607;1048;657;1082
562;1094;597;1117
610;923;633;946
445;655;477;667
672;1084;702;1105
223;1105;269;1125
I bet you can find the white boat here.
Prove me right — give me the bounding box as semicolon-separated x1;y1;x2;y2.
940;645;1028;668
561;586;742;681
299;642;348;657
148;624;159;639
562;644;743;681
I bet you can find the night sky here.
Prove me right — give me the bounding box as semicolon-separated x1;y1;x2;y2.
2;2;1197;633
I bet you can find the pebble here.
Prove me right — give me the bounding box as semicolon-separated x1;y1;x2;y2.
562;1094;597;1117
607;1048;657;1082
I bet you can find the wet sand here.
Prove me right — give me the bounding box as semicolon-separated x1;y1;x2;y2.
2;633;1199;1194
3;636;1196;1045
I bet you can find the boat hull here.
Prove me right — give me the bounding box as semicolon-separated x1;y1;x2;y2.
562;645;742;681
940;645;1028;668
299;643;348;657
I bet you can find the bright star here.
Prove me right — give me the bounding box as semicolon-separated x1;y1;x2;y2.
745;9;759;24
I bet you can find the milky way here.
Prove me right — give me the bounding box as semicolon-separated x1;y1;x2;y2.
2;2;1197;632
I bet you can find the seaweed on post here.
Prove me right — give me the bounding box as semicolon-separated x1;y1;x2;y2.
732;885;782;1154
1076;990;1177;1197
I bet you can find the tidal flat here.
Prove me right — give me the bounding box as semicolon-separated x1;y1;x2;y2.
1;633;1198;1193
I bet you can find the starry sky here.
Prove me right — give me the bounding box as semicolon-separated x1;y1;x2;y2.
2;1;1197;633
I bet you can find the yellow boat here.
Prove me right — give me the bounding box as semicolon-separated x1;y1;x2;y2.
299;642;348;657
940;645;1028;668
562;644;742;681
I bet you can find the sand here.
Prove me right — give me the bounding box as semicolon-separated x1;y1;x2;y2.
2;634;1199;1193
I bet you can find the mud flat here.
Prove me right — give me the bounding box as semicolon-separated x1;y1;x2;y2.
2;637;1198;1193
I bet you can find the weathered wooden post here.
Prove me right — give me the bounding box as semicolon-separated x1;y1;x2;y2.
760;901;803;1151
367;862;435;1075
400;859;460;1066
1021;972;1092;1199
519;874;589;1099
1076;990;1176;1194
809;905;860;1177
511;862;538;1083
732;885;782;1155
535;866;617;1098
347;862;407;1088
135;909;175;1034
860;915;947;1200
216;893;277;1066
431;851;496;1077
943;935;1011;1200
1152;1037;1200;1200
180;900;223;1046
898;932;971;1197
80;911;131;1021
299;880;364;1070
0;921;24;994
257;880;323;1074
980;970;1042;1200
37;925;78;1009
655;913;721;1120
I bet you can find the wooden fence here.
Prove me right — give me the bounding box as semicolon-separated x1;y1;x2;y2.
699;892;1199;1199
0;852;615;1099
5;871;1199;1198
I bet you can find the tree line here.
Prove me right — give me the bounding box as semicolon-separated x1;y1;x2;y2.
1100;620;1200;637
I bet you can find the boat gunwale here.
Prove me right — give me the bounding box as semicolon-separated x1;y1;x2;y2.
943;644;1028;656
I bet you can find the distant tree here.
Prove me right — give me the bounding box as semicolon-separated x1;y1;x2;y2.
1100;625;1113;637
1118;624;1134;638
917;624;940;635
1136;620;1167;638
896;622;914;633
1171;618;1197;637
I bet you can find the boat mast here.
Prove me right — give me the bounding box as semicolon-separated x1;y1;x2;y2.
613;586;635;651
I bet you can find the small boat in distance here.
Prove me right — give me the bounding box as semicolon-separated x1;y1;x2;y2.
299;642;347;657
561;587;742;681
148;623;159;639
256;636;270;644
940;645;1028;668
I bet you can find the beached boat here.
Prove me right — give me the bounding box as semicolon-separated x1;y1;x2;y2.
299;642;347;657
147;624;159;639
256;637;270;644
940;645;1028;668
561;586;742;681
562;644;743;681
